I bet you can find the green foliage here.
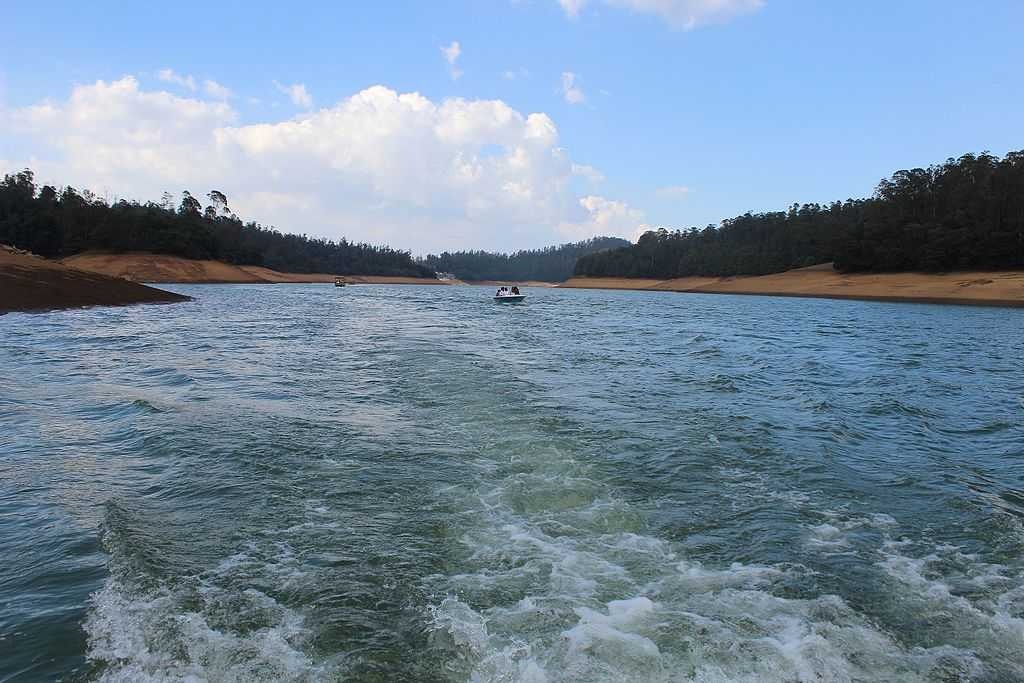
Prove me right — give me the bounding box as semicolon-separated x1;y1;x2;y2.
836;151;1024;271
6;150;1020;281
0;171;434;277
422;237;631;282
576;150;1024;278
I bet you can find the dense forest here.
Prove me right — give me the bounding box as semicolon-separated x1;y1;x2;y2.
0;170;434;277
5;151;1021;281
421;237;630;282
576;151;1024;278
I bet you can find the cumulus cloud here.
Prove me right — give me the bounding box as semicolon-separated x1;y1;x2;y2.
2;76;646;252
203;79;232;100
273;81;313;108
441;41;463;80
572;163;605;183
557;0;763;29
6;76;236;186
657;184;690;197
157;68;196;91
558;195;647;240
561;72;585;104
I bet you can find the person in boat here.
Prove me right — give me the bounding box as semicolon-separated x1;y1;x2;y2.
511;286;520;295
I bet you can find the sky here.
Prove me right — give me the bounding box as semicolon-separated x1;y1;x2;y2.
1;1;1022;255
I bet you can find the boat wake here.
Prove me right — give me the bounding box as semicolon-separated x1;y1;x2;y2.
422;444;1023;682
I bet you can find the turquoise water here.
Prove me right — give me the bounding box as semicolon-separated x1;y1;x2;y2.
2;284;1023;682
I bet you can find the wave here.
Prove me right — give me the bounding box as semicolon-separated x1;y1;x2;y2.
421;446;1002;682
84;577;332;683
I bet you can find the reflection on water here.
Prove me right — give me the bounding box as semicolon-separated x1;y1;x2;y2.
1;284;1023;681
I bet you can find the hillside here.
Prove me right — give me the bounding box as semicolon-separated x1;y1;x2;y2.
0;246;190;313
576;150;1024;279
62;252;451;285
422;237;631;282
562;263;1024;307
0;170;434;278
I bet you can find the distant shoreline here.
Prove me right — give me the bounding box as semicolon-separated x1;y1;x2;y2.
9;250;1024;311
560;265;1024;308
60;252;449;285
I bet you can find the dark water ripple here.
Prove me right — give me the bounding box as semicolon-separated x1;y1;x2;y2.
1;285;1023;682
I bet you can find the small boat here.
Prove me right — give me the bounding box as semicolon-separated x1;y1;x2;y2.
493;285;526;302
334;277;346;287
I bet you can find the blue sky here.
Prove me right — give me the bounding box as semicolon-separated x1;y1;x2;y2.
2;1;1022;253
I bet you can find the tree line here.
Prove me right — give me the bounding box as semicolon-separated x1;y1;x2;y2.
420;237;631;282
576;151;1024;278
0;170;434;277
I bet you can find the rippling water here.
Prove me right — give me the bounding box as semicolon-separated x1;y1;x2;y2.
2;284;1024;682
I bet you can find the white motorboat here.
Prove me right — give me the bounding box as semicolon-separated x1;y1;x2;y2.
493;286;526;302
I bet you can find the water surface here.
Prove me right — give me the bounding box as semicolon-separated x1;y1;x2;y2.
2;284;1023;681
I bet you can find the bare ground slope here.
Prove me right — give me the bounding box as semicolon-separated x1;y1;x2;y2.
61;252;447;285
562;264;1024;307
1;246;190;314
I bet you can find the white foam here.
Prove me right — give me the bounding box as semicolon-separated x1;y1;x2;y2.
806;523;852;550
428;596;490;659
562;597;661;661
804;512;901;554
867;513;897;527
84;578;333;682
677;559;785;590
428;595;551;682
425;445;1015;682
878;540;1024;648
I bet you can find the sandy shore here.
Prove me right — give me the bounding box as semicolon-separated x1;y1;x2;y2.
1;246;190;314
61;252;448;285
562;264;1024;307
346;275;451;285
24;251;1023;307
464;280;558;288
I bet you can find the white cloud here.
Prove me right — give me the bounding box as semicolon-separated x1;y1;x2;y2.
5;76;236;185
441;40;461;64
441;41;463;80
159;69;231;101
203;79;232;100
273;81;313;108
157;68;196;91
557;0;763;29
502;67;530;81
561;72;585;104
2;76;647;253
657;184;690;197
558;195;646;241
559;0;588;18
572;163;605;183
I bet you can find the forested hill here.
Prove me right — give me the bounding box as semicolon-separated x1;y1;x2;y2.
422;237;630;282
0;171;434;277
575;151;1024;279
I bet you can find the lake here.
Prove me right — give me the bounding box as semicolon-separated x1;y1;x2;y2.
2;284;1023;682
